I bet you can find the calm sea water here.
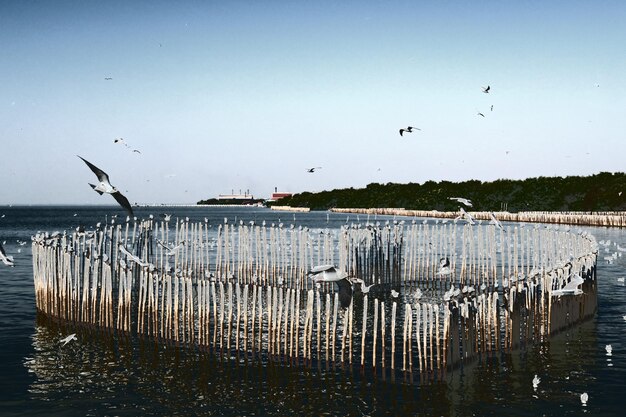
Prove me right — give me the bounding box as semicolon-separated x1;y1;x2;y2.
1;206;625;416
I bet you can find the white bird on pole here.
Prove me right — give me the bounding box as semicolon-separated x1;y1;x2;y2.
78;156;134;217
307;265;353;308
437;257;452;276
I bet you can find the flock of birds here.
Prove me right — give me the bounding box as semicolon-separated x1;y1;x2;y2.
398;85;493;136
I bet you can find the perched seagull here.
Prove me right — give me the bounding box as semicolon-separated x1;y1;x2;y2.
482;85;490;93
161;213;172;222
437;257;452;276
391;289;399;298
60;333;77;347
78;156;134;217
399;126;421;136
0;241;15;267
606;344;613;356
532;375;540;390
306;167;322;173
551;273;585;297
307;265;353;308
449;197;473;207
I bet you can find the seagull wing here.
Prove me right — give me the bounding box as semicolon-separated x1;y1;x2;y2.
308;264;337;274
111;191;134;217
78;156;110;184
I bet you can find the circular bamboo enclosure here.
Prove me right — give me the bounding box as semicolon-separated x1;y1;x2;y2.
32;217;598;375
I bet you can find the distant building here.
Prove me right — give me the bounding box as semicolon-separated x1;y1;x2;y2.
267;187;292;202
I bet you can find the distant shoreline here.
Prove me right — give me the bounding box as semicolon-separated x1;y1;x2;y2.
330;207;626;227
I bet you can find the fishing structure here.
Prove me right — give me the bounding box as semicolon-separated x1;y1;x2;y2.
32;216;598;376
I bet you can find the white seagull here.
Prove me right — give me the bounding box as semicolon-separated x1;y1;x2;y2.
351;277;376;294
78;156;134;217
455;207;476;225
307;265;353;308
532;375;540;390
606;344;613;356
449;197;473;207
437;257;452;276
0;241;15;266
60;333;77;347
489;212;505;231
580;392;588;406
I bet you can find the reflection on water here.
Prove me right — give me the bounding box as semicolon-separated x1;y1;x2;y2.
23;311;611;417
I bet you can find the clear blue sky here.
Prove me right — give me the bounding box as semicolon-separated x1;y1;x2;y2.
1;0;624;205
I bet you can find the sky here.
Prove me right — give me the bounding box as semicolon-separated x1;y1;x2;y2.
1;0;625;205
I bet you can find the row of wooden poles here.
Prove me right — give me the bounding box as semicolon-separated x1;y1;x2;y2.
331;208;626;227
32;217;598;373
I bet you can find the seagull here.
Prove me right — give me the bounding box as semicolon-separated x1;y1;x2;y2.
455;207;476;225
391;289;399;298
437;257;452;276
0;241;15;266
489;212;505;231
477;112;485;117
306;167;322;173
60;333;77;347
449;197;473;207
161;213;172;222
307;265;353;308
532;375;540;390
351;277;376;294
104;77;113;80
551;273;585;297
399;126;421;136
580;392;588;406
482;85;490;93
606;344;613;356
490;105;494;111
78;156;134;217
118;244;149;267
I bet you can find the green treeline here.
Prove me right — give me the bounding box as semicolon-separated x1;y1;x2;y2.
269;172;626;212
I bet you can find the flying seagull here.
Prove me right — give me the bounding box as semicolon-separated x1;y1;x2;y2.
60;333;77;347
449;197;473;207
104;77;113;80
308;265;353;308
306;167;322;173
351;277;376;294
455;207;476;225
0;241;15;267
78;156;134;217
482;85;490;93
399;126;421;136
489;212;505;231
477;112;485;117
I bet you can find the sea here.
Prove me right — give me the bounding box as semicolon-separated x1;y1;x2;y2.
1;205;625;417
